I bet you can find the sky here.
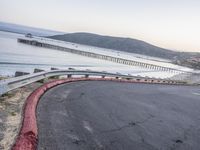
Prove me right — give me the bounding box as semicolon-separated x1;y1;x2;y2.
0;0;200;52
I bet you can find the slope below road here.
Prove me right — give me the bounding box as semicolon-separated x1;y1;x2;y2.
37;81;200;150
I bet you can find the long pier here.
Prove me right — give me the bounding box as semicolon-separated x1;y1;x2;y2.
17;38;186;74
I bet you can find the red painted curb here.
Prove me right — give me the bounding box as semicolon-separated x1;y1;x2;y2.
11;78;86;150
11;77;179;150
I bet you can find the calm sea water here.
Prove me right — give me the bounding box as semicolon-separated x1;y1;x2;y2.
0;31;189;78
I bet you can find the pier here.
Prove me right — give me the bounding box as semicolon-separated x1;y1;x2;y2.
18;38;186;74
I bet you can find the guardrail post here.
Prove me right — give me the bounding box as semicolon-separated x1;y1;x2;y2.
34;68;44;73
51;67;59;70
0;84;7;96
136;78;141;82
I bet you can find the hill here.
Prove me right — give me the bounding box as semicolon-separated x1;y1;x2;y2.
49;32;200;69
49;32;180;60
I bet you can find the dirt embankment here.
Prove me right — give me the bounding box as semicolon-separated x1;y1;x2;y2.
0;82;43;150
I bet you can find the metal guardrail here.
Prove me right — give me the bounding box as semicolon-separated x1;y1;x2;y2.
0;69;186;96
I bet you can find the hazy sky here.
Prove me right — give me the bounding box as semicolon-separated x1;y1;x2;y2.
0;0;200;52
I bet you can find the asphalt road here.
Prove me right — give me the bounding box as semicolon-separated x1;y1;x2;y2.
37;81;200;150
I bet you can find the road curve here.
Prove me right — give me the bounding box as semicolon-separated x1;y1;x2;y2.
37;81;200;150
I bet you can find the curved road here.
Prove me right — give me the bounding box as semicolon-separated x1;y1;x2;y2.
37;81;200;150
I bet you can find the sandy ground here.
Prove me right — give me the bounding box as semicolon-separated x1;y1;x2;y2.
0;81;43;150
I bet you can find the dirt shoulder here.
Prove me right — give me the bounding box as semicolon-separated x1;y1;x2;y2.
0;81;44;150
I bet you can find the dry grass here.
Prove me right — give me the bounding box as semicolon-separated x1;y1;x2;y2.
0;82;43;150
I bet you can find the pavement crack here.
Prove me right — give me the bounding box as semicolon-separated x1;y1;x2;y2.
72;139;86;145
101;115;154;133
135;114;155;125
